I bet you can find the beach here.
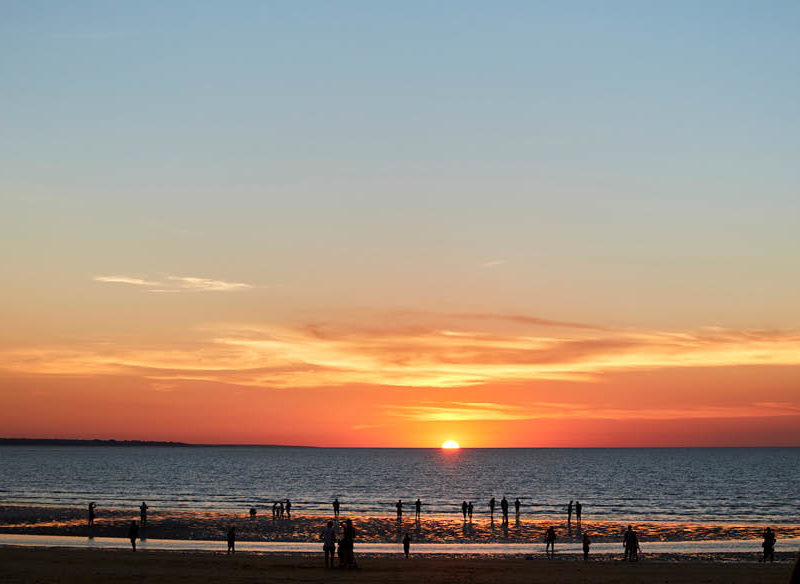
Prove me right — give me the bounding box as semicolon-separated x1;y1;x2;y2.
3;505;799;546
1;548;797;584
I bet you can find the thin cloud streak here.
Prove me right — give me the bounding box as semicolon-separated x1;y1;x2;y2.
94;274;253;293
4;319;800;391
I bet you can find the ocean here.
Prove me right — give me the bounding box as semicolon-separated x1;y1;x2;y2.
1;446;799;524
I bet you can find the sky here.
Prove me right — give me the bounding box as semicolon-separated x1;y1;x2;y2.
2;1;800;447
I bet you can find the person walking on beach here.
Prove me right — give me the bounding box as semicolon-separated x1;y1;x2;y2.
403;533;411;558
467;501;474;521
128;521;139;551
227;525;236;554
514;498;521;517
575;500;582;526
582;532;591;561
489;497;496;521
285;499;292;519
139;501;149;527
761;527;776;562
500;496;509;524
415;498;422;521
461;501;468;520
567;500;573;528
396;499;403;519
333;498;340;519
544;526;556;557
88;502;96;528
321;520;336;567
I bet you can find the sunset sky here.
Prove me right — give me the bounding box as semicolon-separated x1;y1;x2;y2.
2;1;800;446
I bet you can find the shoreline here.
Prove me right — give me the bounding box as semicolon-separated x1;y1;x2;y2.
2;505;799;560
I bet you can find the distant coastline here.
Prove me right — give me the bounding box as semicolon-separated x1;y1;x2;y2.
0;438;307;448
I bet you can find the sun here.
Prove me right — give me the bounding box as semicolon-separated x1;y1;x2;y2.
441;440;460;450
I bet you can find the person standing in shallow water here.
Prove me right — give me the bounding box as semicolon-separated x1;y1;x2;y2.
333;498;340;519
514;498;521;517
461;501;468;520
227;526;236;554
468;501;474;521
500;496;509;524
415;498;421;521
403;533;411;558
128;521;139;551
139;501;148;528
285;499;292;519
575;500;582;526
567;500;573;528
396;499;403;519
489;497;496;521
88;502;96;528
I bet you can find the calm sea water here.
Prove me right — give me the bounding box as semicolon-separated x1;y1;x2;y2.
1;447;798;524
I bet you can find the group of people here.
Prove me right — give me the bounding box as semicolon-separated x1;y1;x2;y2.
320;518;357;568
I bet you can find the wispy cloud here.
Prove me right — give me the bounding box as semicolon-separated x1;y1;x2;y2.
481;259;508;268
93;274;253;293
385;401;800;422
5;317;800;393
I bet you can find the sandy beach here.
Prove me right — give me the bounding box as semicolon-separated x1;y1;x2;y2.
1;547;797;584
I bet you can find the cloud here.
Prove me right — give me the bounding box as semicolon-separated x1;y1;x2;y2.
482;259;508;268
5;318;800;395
93;274;253;293
385;401;800;422
93;276;160;287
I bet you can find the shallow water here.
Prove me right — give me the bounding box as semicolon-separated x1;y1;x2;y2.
2;533;798;558
1;446;798;524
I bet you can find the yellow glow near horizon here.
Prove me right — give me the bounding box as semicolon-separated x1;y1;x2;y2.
441;440;460;449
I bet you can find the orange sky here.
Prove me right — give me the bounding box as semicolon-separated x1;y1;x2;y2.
2;311;800;446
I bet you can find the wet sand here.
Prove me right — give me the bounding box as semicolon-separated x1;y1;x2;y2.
0;547;796;584
3;505;799;545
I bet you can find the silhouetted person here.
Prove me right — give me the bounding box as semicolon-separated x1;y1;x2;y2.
514;498;521;516
575;500;582;525
461;501;468;520
629;529;641;561
489;497;496;520
340;518;357;568
467;501;474;521
403;533;411;558
139;501;148;527
567;500;573;527
227;525;236;554
396;499;403;519
249;507;256;520
128;521;139;551
500;496;509;524
762;527;776;563
623;525;634;561
272;501;278;520
88;502;96;528
415;498;421;521
333;498;340;519
286;499;292;519
582;532;591;561
544;526;556;557
321;520;336;567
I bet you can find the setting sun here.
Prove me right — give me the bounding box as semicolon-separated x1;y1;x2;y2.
441;440;460;449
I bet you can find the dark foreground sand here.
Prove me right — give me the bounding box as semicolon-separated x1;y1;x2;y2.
0;548;797;584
